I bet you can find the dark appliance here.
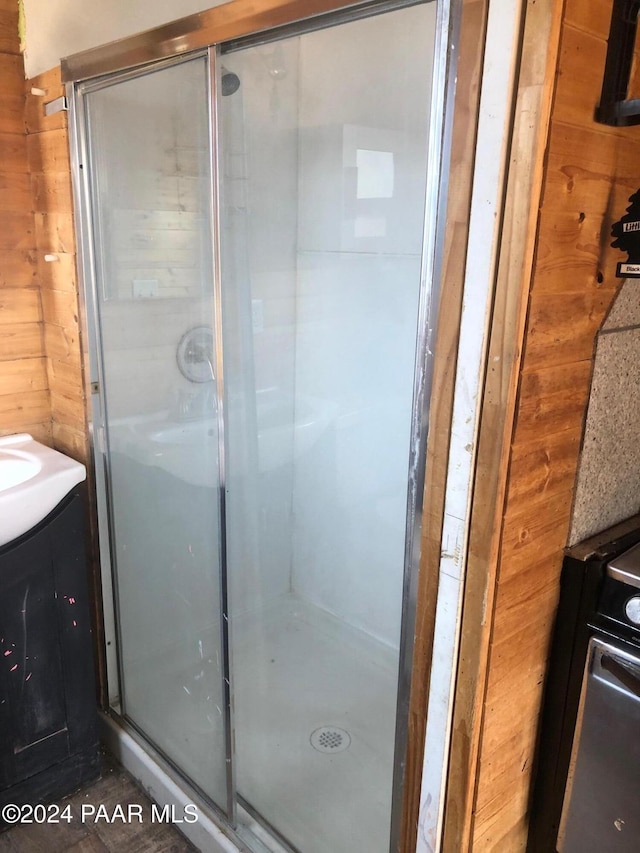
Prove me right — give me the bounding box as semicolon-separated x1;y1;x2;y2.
528;513;640;852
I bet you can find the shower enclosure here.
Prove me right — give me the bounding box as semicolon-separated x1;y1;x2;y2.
68;1;448;850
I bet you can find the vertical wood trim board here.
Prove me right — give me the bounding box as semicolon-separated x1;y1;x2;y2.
401;0;490;847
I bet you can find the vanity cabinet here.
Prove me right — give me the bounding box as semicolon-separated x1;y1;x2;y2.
0;489;99;817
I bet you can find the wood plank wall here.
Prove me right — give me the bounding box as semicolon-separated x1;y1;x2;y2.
443;0;565;846
463;0;640;848
26;67;89;464
0;4;87;460
23;65;105;701
0;0;48;441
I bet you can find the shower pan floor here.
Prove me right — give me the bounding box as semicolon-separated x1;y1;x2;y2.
232;594;398;853
121;594;398;853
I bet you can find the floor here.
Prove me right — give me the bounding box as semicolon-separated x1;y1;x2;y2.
233;595;399;853
0;751;196;853
7;595;400;853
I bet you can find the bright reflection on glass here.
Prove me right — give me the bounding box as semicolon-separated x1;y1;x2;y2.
356;148;395;198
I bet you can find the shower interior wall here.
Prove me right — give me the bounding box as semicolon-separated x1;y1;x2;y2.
97;6;434;648
288;8;434;646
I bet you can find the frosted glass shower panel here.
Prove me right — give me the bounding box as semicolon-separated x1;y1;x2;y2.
221;4;436;851
84;57;229;812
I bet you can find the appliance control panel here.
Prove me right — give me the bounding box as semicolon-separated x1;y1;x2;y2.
597;577;640;638
626;596;640;625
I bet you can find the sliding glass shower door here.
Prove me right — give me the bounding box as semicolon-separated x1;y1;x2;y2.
81;55;231;814
220;6;436;851
75;1;440;851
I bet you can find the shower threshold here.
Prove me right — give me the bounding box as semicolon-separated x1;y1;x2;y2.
100;711;298;853
101;595;398;853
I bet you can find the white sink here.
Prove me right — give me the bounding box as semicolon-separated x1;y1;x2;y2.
0;434;86;548
108;390;336;486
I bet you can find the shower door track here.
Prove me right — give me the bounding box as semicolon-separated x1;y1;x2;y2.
99;709;252;853
66;0;456;850
62;0;429;82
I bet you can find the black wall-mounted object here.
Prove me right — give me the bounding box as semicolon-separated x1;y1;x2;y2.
611;190;640;277
595;0;640;126
0;489;99;821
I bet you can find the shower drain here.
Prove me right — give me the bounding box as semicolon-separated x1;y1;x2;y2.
310;726;351;754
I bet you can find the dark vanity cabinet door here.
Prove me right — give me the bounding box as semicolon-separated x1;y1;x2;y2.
0;491;98;806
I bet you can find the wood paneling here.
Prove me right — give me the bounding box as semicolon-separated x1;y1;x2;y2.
0;131;28;172
50;390;87;432
0;322;43;360
34;211;76;254
498;490;574;581
25;66;99;704
0;51;23;89
494;555;564;627
507;428;582;505
0;7;20;56
0;357;48;394
51;422;89;462
0;53;25;134
442;0;566;846
45;275;80;332
0;250;37;287
513;362;592;442
27;127;71;174
0;211;34;250
541;124;640;214
1;421;53;444
456;0;640;847
31;170;74;213
0;389;50;430
48;358;85;418
552;25;610;134
26;67;87;464
0;171;30;209
25;68;66;134
37;252;77;292
562;0;610;36
43;320;82;365
0;287;41;324
0;21;48;442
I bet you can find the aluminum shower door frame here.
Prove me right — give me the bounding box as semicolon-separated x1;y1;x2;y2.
68;48;236;826
65;0;457;849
